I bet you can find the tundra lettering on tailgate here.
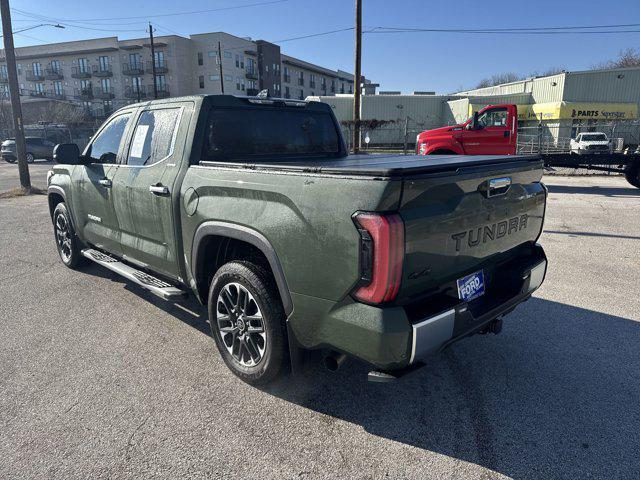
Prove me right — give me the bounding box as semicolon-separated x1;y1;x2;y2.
451;214;528;252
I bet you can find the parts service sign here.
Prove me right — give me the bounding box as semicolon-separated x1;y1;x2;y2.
509;102;638;121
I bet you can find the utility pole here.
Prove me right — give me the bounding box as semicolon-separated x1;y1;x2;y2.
0;0;31;189
217;41;225;94
352;0;362;154
149;23;158;99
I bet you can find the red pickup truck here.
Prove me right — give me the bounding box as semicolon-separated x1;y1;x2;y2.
416;104;518;156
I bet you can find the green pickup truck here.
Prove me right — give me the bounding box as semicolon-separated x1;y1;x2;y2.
47;95;547;384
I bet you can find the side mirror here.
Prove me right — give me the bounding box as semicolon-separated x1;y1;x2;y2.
53;143;81;165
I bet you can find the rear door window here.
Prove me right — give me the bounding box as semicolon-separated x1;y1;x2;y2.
203;108;340;160
126;108;180;166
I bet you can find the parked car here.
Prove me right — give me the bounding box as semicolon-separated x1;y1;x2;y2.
47;95;547;385
1;136;56;163
569;132;612;155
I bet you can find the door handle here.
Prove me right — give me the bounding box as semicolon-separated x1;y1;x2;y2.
149;184;170;196
504;130;510;138
98;178;112;188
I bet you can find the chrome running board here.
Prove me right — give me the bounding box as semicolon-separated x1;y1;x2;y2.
81;248;187;301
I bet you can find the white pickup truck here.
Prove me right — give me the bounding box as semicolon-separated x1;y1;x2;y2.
570;132;612;155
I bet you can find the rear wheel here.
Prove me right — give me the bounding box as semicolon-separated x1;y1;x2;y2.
4;157;16;164
26;153;34;163
53;203;85;268
208;261;287;385
624;163;640;189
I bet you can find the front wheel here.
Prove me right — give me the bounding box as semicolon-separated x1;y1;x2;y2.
53;203;85;268
3;157;16;164
624;163;640;189
26;153;34;163
208;261;288;385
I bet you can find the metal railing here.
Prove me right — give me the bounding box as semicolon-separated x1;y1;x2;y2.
124;85;147;99
516;121;640;155
71;66;92;78
44;67;63;80
146;60;168;74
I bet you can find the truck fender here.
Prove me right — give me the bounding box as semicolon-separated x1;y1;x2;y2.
47;185;77;232
191;221;294;316
425;143;464;155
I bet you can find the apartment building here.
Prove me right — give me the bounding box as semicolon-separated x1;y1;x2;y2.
0;31;375;119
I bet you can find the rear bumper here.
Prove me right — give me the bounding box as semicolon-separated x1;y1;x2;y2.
291;243;547;371
410;258;546;362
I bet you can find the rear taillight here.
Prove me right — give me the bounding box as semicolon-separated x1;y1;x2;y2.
352;212;404;304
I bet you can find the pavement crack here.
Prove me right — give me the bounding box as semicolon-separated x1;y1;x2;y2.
125;415;150;458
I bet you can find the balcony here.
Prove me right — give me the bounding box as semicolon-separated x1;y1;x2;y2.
245;70;258;80
148;85;170;98
28;89;47;98
146;60;168;74
44;68;63;80
93;86;115;100
46;89;66;100
26;71;45;82
74;87;93;100
122;63;144;75
71;66;92;79
92;65;113;77
124;85;147;99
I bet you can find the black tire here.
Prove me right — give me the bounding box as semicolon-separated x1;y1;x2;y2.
208;261;288;385
4;157;16;164
26;153;34;163
52;203;85;269
624;163;640;189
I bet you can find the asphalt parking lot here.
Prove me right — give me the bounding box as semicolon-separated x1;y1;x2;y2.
1;175;639;479
0;160;52;192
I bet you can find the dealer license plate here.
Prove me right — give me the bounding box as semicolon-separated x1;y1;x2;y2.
457;270;485;301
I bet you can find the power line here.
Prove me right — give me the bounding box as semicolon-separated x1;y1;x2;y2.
275;27;354;43
11;0;289;23
376;22;640;32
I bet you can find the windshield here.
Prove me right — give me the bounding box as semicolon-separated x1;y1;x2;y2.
581;134;607;141
203;107;341;161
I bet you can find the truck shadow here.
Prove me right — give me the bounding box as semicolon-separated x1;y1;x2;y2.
81;264;640;478
263;298;640;479
546;183;640;197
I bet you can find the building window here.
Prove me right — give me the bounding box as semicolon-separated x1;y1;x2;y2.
101;78;111;93
208;51;217;58
156;75;167;91
235;54;240;68
349;84;353;94
236;77;241;90
224;50;232;58
265;64;269;73
310;74;316;88
299;89;304;100
209;74;220;81
35;82;44;94
32;62;42;76
283;66;290;83
331;79;336;93
240;57;244;69
132;77;143;92
78;58;89;74
197;52;203;66
129;53;140;69
224;74;232;82
246;58;255;75
53;81;63;95
154;51;165;68
285;86;290;98
50;60;61;73
298;71;304;86
199;75;205;89
99;56;109;72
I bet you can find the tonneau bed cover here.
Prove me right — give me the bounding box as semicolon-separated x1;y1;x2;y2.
200;154;542;177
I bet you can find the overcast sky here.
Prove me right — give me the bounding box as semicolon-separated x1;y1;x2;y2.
5;0;640;93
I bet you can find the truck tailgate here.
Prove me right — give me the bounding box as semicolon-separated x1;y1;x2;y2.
398;158;546;302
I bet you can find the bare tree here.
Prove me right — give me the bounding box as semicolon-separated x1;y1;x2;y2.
28;100;87;125
475;72;521;89
593;48;640;70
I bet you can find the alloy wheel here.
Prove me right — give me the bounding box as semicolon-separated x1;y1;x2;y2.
55;213;72;263
216;282;267;367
